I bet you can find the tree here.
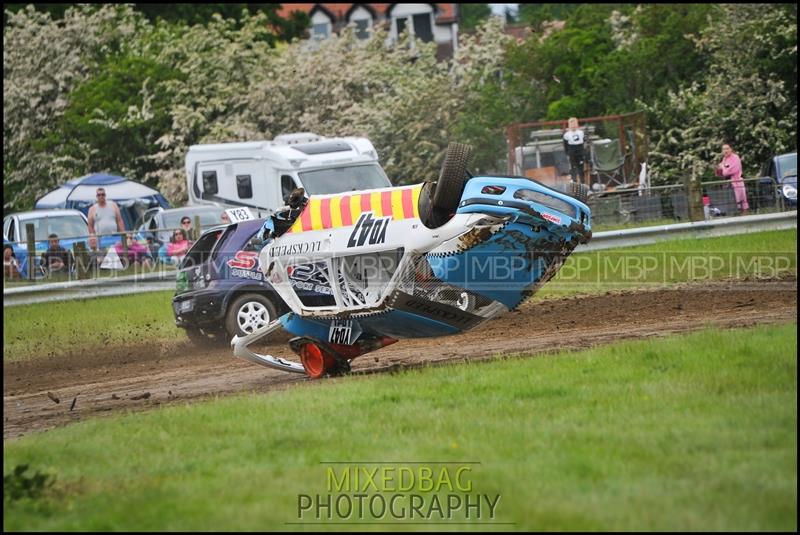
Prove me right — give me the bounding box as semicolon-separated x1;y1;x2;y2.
643;4;797;184
459;4;491;32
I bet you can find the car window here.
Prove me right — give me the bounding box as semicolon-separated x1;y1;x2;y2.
22;215;88;241
179;231;222;269
163;210;222;229
298;164;392;195
777;153;797;179
3;218;11;242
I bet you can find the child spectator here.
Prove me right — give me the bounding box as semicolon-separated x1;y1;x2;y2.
3;244;20;281
41;234;73;276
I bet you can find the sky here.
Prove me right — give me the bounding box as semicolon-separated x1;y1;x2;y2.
489;3;519;16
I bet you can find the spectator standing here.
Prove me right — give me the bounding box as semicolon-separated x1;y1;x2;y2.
87;187;125;238
716;143;749;215
167;229;191;265
4;245;21;281
562;117;586;183
41;234;73;276
114;234;152;268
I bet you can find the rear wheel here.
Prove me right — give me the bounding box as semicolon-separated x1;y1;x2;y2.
432;142;474;213
225;293;278;339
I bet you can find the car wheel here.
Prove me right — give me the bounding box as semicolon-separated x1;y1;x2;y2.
225;293;278;339
184;326;229;347
567;181;589;203
432;142;474;213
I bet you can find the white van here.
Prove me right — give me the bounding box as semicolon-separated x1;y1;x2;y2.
185;133;392;212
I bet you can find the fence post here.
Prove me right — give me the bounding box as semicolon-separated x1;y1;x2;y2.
685;164;704;222
73;241;89;280
25;223;36;280
120;231;129;270
193;215;201;241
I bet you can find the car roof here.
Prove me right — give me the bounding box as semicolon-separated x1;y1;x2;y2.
8;209;88;221
160;206;224;215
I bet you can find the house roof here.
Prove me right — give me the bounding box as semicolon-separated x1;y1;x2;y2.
277;3;457;25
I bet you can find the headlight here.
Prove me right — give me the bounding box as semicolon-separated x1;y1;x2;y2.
782;183;797;200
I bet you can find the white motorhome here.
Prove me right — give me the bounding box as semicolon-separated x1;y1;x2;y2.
185;133;392;212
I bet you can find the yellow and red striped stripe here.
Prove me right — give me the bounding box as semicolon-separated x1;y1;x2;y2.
286;185;422;234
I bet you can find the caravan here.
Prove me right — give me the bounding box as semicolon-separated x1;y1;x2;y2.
185;133;392;212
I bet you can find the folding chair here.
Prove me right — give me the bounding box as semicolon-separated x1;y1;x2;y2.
590;139;628;187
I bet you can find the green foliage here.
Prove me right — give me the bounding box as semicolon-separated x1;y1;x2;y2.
644;4;798;184
4;464;54;503
3;4;797;209
458;4;491;31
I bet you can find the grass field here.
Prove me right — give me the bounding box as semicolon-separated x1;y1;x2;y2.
3;229;796;362
3;324;797;531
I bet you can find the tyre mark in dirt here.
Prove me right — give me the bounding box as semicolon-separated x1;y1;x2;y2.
4;279;796;439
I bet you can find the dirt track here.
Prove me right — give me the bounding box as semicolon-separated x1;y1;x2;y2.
4;278;797;439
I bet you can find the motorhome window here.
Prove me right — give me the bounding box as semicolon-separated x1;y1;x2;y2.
236;175;253;199
202;171;218;194
299;164;392;195
281;175;297;201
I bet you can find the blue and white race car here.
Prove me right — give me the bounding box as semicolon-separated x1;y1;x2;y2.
232;143;592;378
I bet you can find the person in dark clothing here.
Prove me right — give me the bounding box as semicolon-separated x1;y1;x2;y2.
562;117;586;183
41;233;73;276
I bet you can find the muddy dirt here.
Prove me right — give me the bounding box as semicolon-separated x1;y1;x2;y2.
4;278;796;439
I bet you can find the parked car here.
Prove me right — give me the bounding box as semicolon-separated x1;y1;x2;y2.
136;205;227;245
2;209;118;278
757;152;797;209
172;218;288;344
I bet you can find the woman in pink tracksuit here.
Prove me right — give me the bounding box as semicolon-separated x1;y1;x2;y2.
717;143;749;214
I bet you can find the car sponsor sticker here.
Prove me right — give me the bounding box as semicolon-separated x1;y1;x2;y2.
227;250;260;270
225;207;255;223
347;212;390;248
541;212;561;225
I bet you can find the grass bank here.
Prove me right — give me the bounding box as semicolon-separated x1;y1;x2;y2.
3;323;796;530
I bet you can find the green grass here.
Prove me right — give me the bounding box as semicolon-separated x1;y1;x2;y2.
539;228;796;298
2;291;181;362
4;324;797;531
3;229;796;362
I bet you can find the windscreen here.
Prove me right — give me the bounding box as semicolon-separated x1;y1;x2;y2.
24;215;88;241
778;153;797;178
164;209;223;228
299;164;392;195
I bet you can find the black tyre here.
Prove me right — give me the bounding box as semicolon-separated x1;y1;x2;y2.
225;293;278;339
568;181;589;203
432;142;474;213
184;326;229;347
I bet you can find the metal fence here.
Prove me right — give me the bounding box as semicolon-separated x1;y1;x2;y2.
3;214;224;285
587;176;790;227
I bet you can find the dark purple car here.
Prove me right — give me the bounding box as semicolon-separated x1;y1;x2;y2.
172;218;288;344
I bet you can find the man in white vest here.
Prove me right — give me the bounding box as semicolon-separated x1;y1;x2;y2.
87;187;125;238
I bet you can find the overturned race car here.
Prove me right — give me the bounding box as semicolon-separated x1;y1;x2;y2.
232;143;592;378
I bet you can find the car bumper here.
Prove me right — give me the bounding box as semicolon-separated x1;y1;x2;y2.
172;290;226;329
